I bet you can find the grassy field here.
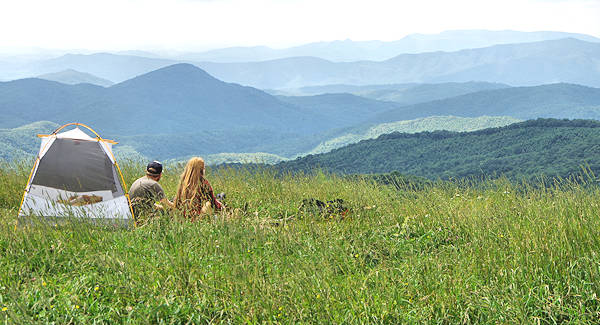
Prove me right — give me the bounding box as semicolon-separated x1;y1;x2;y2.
1;162;600;323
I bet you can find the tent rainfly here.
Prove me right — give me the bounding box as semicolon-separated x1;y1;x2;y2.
18;123;134;225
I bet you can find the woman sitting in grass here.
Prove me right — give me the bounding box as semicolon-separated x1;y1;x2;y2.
174;157;223;219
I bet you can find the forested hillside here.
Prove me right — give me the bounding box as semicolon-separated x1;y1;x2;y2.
280;119;600;180
306;116;521;155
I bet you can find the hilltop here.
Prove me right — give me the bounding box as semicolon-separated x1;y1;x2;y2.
37;69;114;87
0;64;329;135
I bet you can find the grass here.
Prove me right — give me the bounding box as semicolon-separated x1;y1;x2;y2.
1;161;600;323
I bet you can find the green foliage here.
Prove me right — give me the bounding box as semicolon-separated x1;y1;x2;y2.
281;118;600;181
2;163;600;322
0;121;59;161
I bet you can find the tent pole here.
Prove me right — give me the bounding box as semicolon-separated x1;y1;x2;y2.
17;157;39;218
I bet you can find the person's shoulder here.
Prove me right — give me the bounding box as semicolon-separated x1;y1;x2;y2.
131;177;145;186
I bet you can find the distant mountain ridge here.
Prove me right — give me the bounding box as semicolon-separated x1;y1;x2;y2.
37;69;114;87
2;64;600;161
0;64;330;135
1;37;600;89
271;82;510;106
195;39;600;88
179;30;600;62
370;83;600;124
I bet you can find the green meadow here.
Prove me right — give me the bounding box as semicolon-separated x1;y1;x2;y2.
1;162;600;323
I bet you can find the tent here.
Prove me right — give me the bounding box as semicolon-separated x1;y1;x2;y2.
18;123;134;226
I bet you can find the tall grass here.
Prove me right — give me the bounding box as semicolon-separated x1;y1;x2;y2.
1;162;600;323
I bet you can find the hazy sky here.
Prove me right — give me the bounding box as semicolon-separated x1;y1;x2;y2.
1;0;599;52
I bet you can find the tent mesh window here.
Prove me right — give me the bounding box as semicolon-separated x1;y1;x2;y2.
31;138;122;196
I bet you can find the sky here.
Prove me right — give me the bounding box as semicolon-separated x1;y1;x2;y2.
1;0;599;53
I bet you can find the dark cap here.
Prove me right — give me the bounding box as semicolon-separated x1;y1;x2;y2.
146;160;163;175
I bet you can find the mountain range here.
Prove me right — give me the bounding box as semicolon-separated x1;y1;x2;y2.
178;30;600;62
37;69;114;87
270;82;510;105
369;83;600;124
1;38;600;89
195;39;600;88
2;64;600;162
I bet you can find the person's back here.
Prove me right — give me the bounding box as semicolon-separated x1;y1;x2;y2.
129;161;169;217
174;157;222;219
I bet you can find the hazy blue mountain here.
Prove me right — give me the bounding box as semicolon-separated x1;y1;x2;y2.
272;82;510;106
267;84;418;96
180;46;279;63
0;64;332;135
20;53;179;83
0;64;349;159
195;39;600;88
370;83;600;124
279;119;600;181
0;78;106;127
276;93;401;128
179;30;600;62
357;82;510;105
37;69;114;87
4;38;599;89
197;56;346;89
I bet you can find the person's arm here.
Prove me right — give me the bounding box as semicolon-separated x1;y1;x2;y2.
153;183;173;209
203;179;222;210
160;197;174;208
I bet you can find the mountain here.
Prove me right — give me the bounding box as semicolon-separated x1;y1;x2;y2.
0;64;347;159
279;119;600;180
180;30;600;62
305;116;521;155
104;63;327;135
37;69;114;87
0;78;106;128
4;38;600;89
195;39;600;89
267;83;418;96
1;53;179;83
276;93;401;128
0;64;329;134
272;82;510;106
370;83;600;124
354;82;511;105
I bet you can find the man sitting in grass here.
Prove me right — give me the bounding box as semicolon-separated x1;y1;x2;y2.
129;161;173;219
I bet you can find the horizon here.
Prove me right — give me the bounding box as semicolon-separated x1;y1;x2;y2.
0;29;598;58
1;0;600;54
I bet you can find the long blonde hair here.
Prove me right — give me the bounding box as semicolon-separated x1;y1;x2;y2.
174;157;205;209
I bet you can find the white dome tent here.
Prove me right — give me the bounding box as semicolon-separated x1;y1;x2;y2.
18;123;134;226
